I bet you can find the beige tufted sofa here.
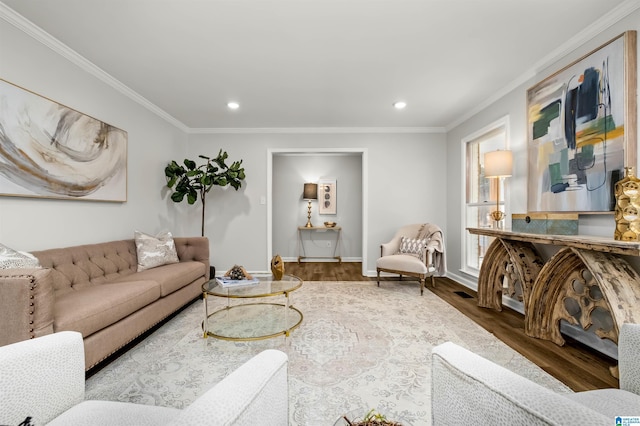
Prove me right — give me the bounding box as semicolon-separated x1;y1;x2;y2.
0;237;209;370
431;323;640;425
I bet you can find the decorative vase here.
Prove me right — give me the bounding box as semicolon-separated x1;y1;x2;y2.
271;254;284;280
614;166;640;241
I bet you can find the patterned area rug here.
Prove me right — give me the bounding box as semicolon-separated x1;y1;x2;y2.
86;281;570;425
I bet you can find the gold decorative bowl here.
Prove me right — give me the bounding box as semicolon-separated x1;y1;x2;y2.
324;221;336;228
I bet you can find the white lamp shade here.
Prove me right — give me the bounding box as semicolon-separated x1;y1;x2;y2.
484;150;513;178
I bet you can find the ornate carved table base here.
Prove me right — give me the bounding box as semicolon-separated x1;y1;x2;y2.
469;228;640;376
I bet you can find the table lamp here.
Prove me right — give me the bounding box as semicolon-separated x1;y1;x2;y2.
303;183;318;228
484;150;513;228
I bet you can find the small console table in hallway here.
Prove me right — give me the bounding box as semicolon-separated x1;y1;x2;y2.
467;227;640;371
297;226;342;263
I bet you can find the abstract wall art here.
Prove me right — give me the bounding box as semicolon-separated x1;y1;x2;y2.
0;79;127;202
527;31;637;213
318;178;337;215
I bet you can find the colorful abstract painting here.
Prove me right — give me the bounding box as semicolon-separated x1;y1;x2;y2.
527;31;636;213
0;79;127;202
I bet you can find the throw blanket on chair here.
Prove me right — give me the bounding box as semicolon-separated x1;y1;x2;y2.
416;223;447;276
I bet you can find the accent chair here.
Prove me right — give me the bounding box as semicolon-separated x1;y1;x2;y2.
431;323;640;425
376;223;445;295
0;331;289;425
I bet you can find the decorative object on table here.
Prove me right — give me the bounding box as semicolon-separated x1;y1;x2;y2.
324;221;336;228
527;31;637;213
165;149;246;236
512;213;579;235
302;183;318;227
484;150;512;228
214;276;259;288
270;254;285;280
614;166;640;240
225;264;253;280
340;408;403;426
0;79;128;202
318;178;337;215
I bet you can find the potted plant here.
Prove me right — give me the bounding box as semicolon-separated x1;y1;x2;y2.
165;149;246;237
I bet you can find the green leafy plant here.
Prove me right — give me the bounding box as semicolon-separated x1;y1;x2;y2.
165;149;246;236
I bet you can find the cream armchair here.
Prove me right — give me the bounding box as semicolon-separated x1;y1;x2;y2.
376;223;445;295
431;323;640;425
0;331;289;426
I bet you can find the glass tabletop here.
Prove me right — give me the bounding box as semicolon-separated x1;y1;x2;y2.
202;274;302;298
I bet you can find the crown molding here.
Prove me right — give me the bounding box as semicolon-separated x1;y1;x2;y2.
188;126;445;134
0;2;189;133
446;0;640;131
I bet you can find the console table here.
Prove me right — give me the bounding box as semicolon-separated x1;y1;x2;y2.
467;227;640;366
297;226;342;263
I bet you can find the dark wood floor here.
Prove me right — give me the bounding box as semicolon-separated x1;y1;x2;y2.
285;261;619;392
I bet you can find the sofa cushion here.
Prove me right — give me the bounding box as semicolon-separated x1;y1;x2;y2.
114;261;205;297
134;231;179;272
377;254;433;274
565;388;640;418
48;400;181;426
0;243;41;269
54;281;161;337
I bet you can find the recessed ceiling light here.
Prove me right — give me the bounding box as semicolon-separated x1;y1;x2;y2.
227;102;240;110
393;101;407;110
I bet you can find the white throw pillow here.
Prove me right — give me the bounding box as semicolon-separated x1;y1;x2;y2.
134;230;180;272
397;236;428;258
0;243;41;269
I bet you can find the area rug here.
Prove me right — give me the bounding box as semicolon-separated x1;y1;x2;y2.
85;281;570;425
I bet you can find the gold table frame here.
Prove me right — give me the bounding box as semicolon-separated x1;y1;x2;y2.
201;274;303;341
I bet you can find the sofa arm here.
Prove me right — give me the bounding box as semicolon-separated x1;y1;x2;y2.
619;323;640;395
174;237;210;279
431;342;609;425
0;268;54;347
174;349;288;425
0;331;85;425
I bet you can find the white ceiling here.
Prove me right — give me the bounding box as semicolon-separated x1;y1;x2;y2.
1;0;636;131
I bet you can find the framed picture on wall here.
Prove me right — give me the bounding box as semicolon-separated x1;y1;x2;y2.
526;30;637;213
318;178;337;215
0;78;128;202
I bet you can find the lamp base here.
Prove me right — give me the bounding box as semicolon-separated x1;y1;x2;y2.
490;210;505;229
305;200;313;228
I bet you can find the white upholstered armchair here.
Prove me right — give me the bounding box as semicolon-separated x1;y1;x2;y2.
431;323;640;425
376;223;446;295
0;331;289;425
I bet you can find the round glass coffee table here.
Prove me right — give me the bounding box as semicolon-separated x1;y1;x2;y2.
202;274;303;341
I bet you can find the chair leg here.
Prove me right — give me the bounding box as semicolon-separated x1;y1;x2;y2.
431;275;436;288
420;278;425;296
377;269;380;287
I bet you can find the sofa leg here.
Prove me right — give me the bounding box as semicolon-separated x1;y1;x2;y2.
377;269;380;287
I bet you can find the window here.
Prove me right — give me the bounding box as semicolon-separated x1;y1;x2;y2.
462;117;509;275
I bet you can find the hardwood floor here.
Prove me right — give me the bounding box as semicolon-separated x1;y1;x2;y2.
285;261;619;392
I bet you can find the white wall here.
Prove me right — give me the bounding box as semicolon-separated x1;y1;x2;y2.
0;19;187;250
446;10;640;287
272;153;363;261
186;132;447;275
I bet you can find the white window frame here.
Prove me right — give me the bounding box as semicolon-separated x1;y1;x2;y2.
460;115;510;277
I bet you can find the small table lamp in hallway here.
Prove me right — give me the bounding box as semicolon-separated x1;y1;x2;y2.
303;182;318;228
